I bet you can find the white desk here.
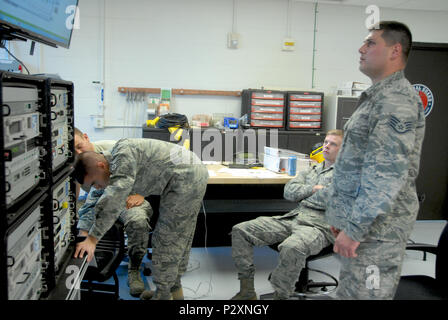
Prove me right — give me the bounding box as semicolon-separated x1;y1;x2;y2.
206;164;296;185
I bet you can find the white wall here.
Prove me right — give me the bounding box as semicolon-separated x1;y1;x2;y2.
7;0;448;140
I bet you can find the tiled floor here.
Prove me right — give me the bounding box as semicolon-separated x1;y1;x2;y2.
111;220;446;300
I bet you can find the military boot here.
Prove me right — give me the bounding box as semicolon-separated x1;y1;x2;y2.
273;291;289;300
140;290;154;300
171;286;184;300
128;268;145;297
231;278;257;300
140;289;172;300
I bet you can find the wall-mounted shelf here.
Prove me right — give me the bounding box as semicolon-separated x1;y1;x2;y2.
118;87;242;97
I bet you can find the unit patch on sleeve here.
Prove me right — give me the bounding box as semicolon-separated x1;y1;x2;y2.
413;84;434;117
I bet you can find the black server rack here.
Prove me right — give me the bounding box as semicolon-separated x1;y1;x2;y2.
1;72;47;300
39;77;78;298
1;71;78;300
241;89;286;129
286;91;324;131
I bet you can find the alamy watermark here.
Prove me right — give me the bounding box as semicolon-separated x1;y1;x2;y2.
65;265;81;290
63;4;380;34
365;264;380;290
365;5;380;29
169;128;280;164
66;5;81;30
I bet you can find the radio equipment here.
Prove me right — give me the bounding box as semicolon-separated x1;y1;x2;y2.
50;88;70;171
52;177;73;271
7;206;42;300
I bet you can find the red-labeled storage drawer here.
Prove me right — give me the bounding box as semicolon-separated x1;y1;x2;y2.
241;89;286;129
251;105;284;113
289;94;322;101
289;114;321;121
251;98;284;107
250;119;284;127
252;92;284;100
289;121;321;128
289;101;321;107
289;106;321;114
251;112;284;120
286;91;324;131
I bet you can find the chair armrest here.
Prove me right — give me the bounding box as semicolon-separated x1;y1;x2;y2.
406;243;438;261
406;243;437;254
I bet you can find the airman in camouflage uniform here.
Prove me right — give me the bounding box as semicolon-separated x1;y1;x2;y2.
77;186;153;296
73;138;209;300
231;131;343;299
74;130;152;296
325;21;426;299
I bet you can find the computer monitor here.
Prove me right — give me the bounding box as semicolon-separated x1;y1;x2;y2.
0;0;79;48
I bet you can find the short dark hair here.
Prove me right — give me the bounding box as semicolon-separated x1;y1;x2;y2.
72;155;87;185
370;21;412;61
72;151;105;185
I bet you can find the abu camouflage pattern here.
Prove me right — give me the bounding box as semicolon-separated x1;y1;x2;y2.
89;138;207;239
232;162;335;298
78;187;153;248
325;70;425;243
78;140;153;269
87;138;209;299
325;70;425;299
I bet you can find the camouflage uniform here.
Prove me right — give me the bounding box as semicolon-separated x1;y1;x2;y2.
92;140;116;153
325;70;426;299
231;162;335;299
87;138;208;299
77;140;153;269
77;187;153;268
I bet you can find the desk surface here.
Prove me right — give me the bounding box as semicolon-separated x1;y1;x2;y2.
206;164;295;184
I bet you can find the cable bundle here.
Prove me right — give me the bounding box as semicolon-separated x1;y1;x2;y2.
156;113;189;129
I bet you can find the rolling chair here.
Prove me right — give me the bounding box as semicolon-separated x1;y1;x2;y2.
260;243;338;300
80;221;126;300
394;221;448;300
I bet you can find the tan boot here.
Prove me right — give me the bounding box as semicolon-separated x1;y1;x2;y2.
231;278;257;300
128;269;145;297
140;290;155;300
140;289;173;300
273;291;289;300
171;286;184;300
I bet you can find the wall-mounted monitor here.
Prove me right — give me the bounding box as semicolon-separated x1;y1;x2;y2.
0;0;79;48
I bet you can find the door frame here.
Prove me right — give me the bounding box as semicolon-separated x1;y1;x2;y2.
412;42;448;51
408;42;448;220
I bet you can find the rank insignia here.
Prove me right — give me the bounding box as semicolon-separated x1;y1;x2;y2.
389;115;413;134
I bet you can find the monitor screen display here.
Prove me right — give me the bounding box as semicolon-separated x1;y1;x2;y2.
0;0;79;48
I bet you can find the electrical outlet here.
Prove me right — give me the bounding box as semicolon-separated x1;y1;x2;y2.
93;116;104;128
227;32;240;49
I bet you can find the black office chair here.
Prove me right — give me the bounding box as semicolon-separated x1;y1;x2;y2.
260;244;338;299
80;221;126;300
394;221;448;300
